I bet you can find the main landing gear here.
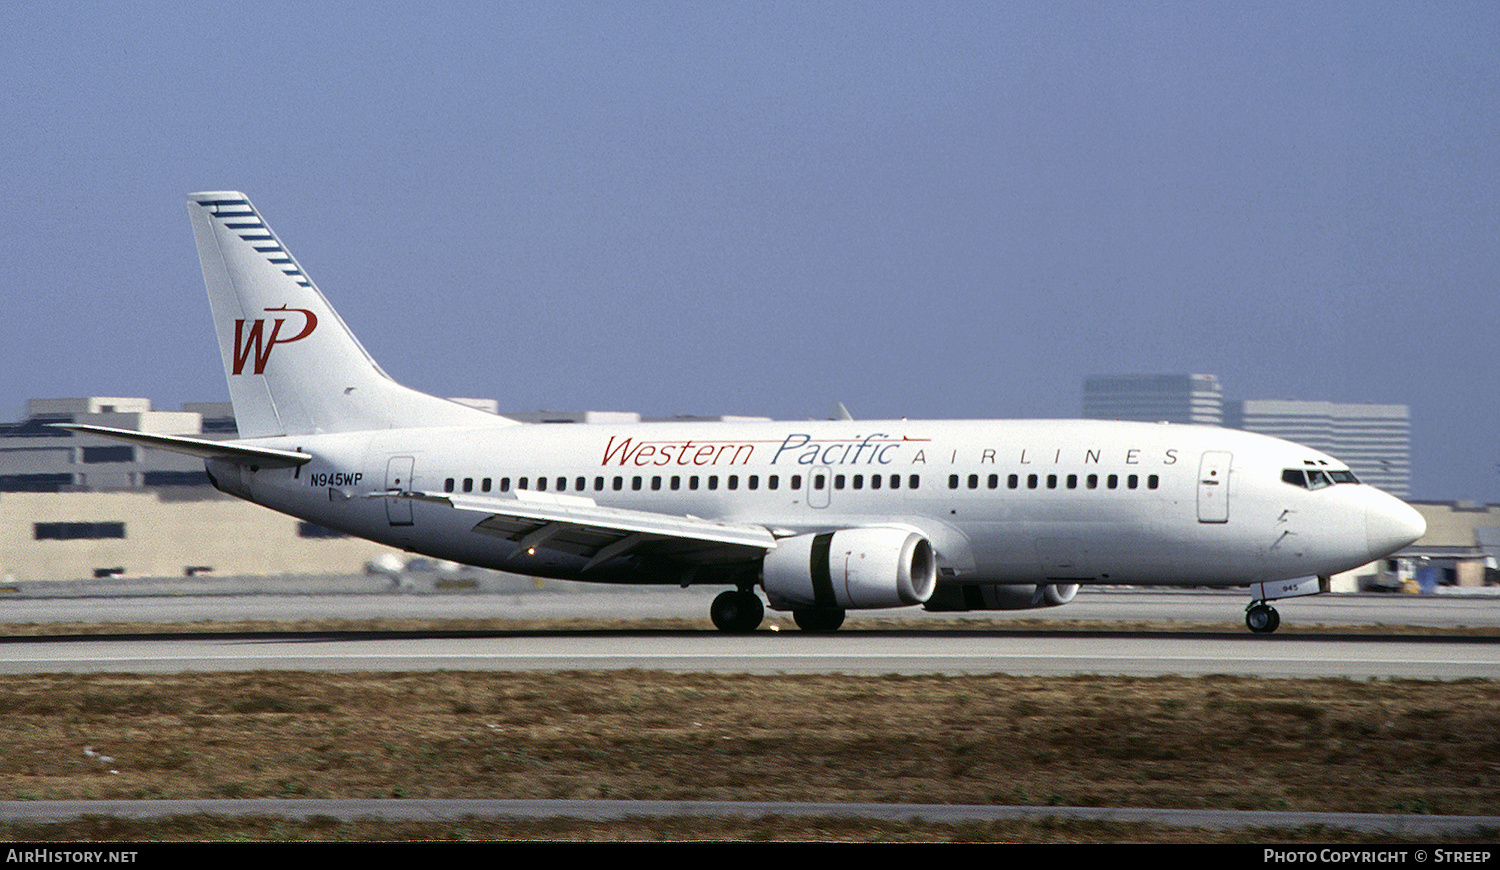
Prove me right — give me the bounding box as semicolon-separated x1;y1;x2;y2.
1245;601;1281;634
710;589;764;633
708;589;848;633
792;607;846;633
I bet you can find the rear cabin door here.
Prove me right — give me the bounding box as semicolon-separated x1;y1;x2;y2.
385;456;414;526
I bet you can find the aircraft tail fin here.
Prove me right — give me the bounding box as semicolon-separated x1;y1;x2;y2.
187;192;507;438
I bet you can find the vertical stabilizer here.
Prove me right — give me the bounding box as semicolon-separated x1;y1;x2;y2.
187;192;506;437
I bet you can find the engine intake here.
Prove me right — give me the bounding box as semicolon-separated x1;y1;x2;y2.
764;527;937;610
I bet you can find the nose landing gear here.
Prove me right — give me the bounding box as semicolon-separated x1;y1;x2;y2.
1245;601;1281;634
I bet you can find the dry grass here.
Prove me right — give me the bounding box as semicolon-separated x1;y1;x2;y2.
2;669;1497;820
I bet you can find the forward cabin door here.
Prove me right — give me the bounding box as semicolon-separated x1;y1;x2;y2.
385;455;415;526
1197;451;1231;523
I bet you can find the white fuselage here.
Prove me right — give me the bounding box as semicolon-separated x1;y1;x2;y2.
210;417;1422;590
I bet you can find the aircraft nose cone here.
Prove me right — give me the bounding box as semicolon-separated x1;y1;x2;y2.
1366;496;1426;559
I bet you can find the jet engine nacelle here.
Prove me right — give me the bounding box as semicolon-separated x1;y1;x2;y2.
923;582;1080;612
763;527;937;610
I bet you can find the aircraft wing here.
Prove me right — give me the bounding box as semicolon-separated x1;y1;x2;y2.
383;489;778;570
51;424;311;468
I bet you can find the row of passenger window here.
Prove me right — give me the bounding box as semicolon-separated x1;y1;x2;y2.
446;473;811;495
444;472;928;495
950;472;1160;491
816;473;923;491
440;469;1162;496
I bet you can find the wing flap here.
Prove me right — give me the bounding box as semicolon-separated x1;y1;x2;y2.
381;489;776;568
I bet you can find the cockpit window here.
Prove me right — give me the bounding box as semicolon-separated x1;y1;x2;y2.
1282;468;1360;489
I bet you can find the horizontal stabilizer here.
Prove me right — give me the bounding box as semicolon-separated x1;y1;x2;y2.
52;424;311;468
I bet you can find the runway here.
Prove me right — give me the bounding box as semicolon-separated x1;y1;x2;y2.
0;628;1495;678
5;581;1499;630
1;586;1496;678
1;797;1495;837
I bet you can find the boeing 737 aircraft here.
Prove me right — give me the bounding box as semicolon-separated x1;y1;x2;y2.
63;192;1427;633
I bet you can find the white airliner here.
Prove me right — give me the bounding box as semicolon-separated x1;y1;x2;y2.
63;192;1426;633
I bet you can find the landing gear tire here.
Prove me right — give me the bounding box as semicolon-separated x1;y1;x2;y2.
792;607;846;633
710;590;764;633
1246;602;1280;634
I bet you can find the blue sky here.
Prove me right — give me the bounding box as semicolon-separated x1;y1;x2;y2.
2;2;1497;500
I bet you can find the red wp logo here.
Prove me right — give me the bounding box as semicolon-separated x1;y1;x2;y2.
232;306;319;375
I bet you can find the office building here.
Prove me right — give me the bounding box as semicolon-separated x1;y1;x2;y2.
1224;399;1411;497
1082;374;1224;425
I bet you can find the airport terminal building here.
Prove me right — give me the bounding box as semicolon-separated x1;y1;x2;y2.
1;398;397;583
